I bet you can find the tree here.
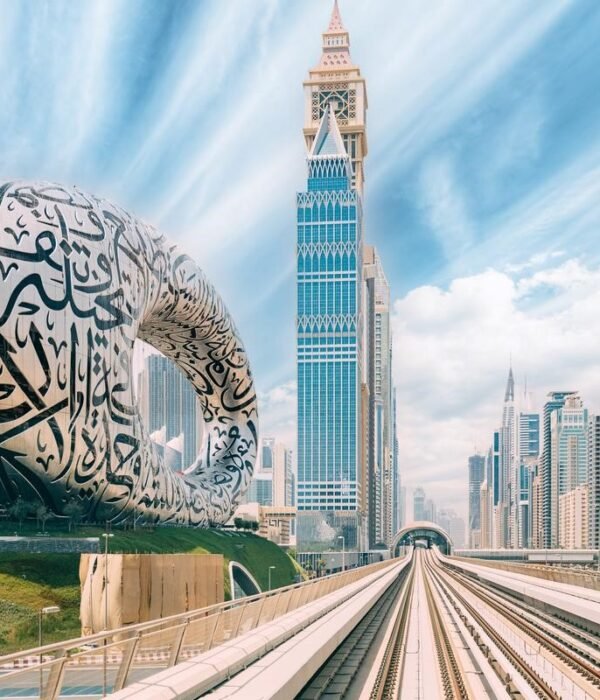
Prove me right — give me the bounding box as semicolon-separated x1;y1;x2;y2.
251;521;259;532
64;502;84;532
7;498;35;531
36;504;52;533
233;517;244;530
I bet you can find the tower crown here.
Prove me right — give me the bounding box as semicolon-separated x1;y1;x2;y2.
303;0;368;193
320;0;352;67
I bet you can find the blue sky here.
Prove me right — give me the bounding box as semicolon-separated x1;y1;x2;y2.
2;0;600;518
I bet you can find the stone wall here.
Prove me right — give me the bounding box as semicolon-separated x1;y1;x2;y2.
80;553;224;634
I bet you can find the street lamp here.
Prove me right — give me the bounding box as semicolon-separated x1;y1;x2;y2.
268;566;276;591
101;532;115;630
39;605;60;694
338;535;345;573
101;529;114;697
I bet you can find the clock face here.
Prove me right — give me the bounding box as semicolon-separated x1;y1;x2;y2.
313;86;356;125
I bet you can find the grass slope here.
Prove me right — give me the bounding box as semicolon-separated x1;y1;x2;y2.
0;526;301;654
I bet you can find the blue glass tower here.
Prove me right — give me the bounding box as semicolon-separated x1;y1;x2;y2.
296;105;363;548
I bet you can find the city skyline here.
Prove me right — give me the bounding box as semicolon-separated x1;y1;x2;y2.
1;0;600;520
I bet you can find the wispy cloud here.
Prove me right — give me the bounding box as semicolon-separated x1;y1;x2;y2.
418;153;473;259
0;0;598;519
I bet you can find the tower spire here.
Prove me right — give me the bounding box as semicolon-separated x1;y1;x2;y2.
328;0;345;31
319;1;352;68
504;366;515;403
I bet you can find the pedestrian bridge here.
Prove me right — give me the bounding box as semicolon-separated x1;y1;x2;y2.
391;520;453;556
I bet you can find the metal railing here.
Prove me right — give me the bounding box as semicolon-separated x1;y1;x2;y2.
0;558;396;699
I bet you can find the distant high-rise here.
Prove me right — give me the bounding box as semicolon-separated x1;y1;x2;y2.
519;412;540;458
541;391;578;547
468;455;485;546
246;474;273;506
297;2;367;550
363;245;394;547
140;354;202;471
413;487;426;521
479;481;492;548
500;367;516;547
437;509;465;549
515;411;539;548
392;388;401;535
587;415;600;549
549;394;587;546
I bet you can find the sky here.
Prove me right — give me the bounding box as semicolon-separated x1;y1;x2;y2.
1;0;600;521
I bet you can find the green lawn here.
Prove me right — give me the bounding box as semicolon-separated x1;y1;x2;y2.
0;526;302;654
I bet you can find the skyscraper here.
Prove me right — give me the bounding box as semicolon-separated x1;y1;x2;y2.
541;391;578;547
297;2;373;551
392;388;401;535
139;354;202;471
516;411;539;548
413;487;426;521
363;245;394;547
500;367;516;548
587;415;600;549
468;454;485;546
549;393;587;546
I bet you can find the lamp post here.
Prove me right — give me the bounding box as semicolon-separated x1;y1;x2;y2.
39;605;60;694
268;566;276;591
338;535;345;573
101;529;114;697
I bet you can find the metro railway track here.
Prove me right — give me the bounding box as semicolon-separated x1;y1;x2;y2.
422;562;473;699
298;548;600;700
430;554;600;699
301;549;478;699
425;555;560;699
297;560;412;699
443;561;600;664
442;561;600;672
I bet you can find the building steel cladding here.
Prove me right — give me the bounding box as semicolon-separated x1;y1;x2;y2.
0;181;257;525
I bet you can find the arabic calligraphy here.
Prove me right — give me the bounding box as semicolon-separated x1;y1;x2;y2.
0;181;258;525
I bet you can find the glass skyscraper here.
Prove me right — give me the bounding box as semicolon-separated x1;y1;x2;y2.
296;104;363;547
140;354;202;471
296;2;369;550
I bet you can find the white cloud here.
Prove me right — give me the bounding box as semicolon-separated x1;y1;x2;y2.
258;380;296;450
392;259;600;520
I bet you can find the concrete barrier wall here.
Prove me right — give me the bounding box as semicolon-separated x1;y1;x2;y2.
450;555;600;591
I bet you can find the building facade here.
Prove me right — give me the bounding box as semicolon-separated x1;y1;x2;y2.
558;485;589;549
549;394;587;546
413;487;426;522
588;415;600;549
468;455;485;547
500;368;516;548
262;437;294;508
479;481;491;548
363;245;394;547
516;412;540;548
296;103;364;548
542;391;577;547
139;353;203;471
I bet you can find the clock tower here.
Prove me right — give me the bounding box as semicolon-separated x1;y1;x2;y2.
303;0;368;193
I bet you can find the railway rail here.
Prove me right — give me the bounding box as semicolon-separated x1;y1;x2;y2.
429;554;600;699
297;547;600;700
